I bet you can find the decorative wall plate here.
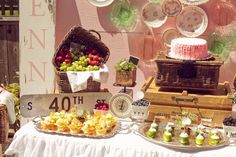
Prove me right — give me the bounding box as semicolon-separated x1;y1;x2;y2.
179;0;209;5
176;6;208;37
88;0;114;7
142;3;167;28
162;0;182;17
162;28;181;47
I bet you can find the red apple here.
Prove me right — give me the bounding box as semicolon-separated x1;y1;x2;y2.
65;54;71;59
91;49;97;54
65;59;71;64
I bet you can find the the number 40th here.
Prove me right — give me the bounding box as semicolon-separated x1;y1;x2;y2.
49;97;71;112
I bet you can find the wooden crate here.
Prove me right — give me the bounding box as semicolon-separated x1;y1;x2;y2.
155;53;223;90
142;77;233;110
142;77;233;127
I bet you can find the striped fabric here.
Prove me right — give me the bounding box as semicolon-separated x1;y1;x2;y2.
0;105;9;144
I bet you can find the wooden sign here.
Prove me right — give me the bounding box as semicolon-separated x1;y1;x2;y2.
20;92;112;117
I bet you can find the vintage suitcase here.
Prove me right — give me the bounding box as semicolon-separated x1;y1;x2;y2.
142;77;233;127
155;53;224;91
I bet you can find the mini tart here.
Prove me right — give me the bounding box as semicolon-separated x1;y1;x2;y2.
163;131;172;142
179;132;189;145
95;123;108;136
195;134;204;145
146;128;157;138
209;134;220;145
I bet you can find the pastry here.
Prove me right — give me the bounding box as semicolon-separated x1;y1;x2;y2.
163;131;172;142
195;133;204;145
56;118;70;132
179;132;189;145
151;122;159;130
69;118;83;134
209;134;220;145
146;127;157;138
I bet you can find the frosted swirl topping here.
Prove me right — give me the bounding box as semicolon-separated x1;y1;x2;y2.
211;134;220;140
180;132;189;137
149;128;156;132
196;134;204;140
151;123;158;128
171;38;206;45
164;131;172;136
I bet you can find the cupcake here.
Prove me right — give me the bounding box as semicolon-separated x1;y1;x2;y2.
209;134;220;145
163;131;172;142
195;133;204;145
41;116;57;131
69;118;83;134
146;128;157;138
56;118;70;132
150;122;159;130
179;132;189;145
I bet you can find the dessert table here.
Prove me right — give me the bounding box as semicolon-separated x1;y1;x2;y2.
5;121;236;157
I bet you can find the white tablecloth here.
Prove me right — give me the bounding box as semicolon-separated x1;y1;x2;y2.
5;122;236;157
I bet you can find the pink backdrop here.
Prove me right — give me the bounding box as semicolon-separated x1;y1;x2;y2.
55;0;236;98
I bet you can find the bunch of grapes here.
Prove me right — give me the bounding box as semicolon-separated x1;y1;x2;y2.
223;116;236;126
55;44;104;72
94;102;109;111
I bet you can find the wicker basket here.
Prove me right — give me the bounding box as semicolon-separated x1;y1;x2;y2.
155;53;223;91
53;26;110;93
115;68;137;86
0;105;9;144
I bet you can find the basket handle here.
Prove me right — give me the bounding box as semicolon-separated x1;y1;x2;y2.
89;30;101;40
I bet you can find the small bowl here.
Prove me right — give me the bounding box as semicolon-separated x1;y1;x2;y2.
131;99;150;121
223;124;236;138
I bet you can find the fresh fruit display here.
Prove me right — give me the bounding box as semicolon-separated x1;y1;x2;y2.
39;109;118;137
94;102;109;111
115;59;136;72
55;43;104;72
223;116;236;126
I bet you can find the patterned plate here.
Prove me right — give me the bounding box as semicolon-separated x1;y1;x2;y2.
142;3;167;28
162;0;182;17
179;0;209;5
176;6;208;37
162;28;181;47
87;0;114;7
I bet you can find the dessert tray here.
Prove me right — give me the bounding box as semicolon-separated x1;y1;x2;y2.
87;0;114;7
176;6;208;37
137;123;230;151
34;121;121;138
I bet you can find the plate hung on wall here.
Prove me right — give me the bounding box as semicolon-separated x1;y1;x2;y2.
142;2;167;28
87;0;114;7
179;0;209;5
162;0;182;17
162;28;181;48
176;6;208;37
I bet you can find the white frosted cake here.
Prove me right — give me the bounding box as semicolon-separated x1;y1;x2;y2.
169;38;208;60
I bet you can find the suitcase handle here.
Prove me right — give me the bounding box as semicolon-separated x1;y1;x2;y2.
89;30;101;40
171;96;198;103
